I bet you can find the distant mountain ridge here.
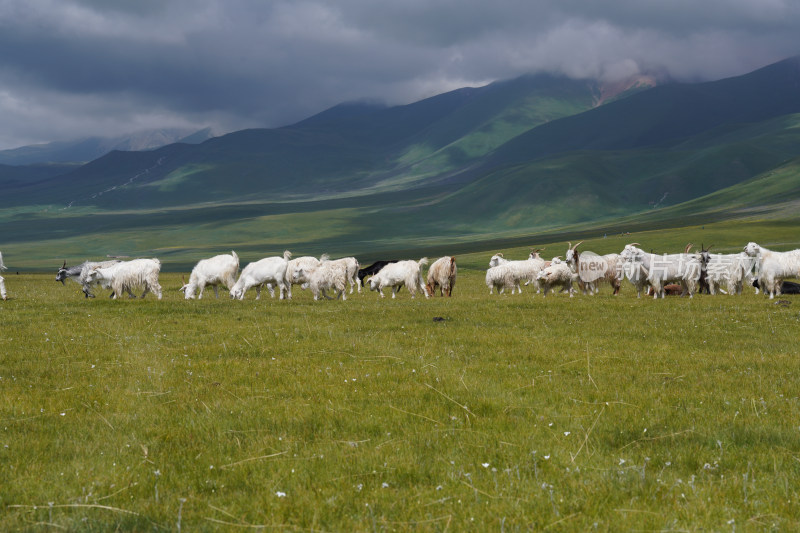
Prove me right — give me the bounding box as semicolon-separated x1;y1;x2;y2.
0;127;216;165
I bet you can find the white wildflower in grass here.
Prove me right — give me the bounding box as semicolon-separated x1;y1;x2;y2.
276;491;286;498
381;482;389;488
543;455;550;460
482;463;490;468
564;431;570;436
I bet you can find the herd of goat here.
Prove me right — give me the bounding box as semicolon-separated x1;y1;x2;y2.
0;241;798;303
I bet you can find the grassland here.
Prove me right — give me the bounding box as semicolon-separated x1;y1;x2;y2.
2;223;800;531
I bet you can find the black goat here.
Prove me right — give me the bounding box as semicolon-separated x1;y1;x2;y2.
752;279;800;295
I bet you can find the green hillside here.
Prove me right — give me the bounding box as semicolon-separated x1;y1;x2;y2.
2;58;800;269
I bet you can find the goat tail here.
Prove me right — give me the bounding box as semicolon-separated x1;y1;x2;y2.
418;257;429;267
283;250;292;261
0;251;5;271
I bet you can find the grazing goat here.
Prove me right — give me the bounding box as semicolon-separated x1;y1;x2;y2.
621;256;650;298
485;264;519;295
85;259;163;300
698;245;757;295
180;252;239;299
294;260;349;301
358;260;398;286
56;259;135;298
326;256;361;294
231;251;292;300
285;254;327;299
426;256;457;296
564;242;622;295
743;242;800;299
489;251;545;293
536;257;576;297
620;243;701;299
0;251;6;301
368;258;429;298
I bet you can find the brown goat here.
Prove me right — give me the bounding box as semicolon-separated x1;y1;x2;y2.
426;256;457;296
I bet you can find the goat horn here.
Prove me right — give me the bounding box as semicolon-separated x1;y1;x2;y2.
628;242;640;247
707;244;714;252
497;252;504;257
62;260;67;269
684;243;693;254
573;241;583;250
567;242;572;250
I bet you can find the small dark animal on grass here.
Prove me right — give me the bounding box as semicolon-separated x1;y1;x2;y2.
647;283;684;296
752;279;800;295
357;260;398;284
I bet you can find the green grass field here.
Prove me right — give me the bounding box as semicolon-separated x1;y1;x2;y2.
2;233;799;530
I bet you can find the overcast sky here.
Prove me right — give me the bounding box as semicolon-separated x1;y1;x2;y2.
0;0;798;150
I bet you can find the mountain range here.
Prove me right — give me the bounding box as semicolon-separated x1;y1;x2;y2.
0;127;216;166
1;56;799;269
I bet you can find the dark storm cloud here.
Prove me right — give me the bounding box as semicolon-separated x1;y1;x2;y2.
0;0;798;149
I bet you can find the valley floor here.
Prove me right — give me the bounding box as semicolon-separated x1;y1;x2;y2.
1;270;798;531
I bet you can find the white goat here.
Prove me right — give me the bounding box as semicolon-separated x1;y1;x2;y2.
325;256;361;294
56;259;134;298
620;244;701;299
368;258;429;298
620;248;650;298
524;249;548;293
537;257;576;297
426;256;457;296
283;254;330;299
181;252;239;299
86;259;163;300
743;242;800;299
294;260;349;301
564;242;622;295
488;251;545;294
0;251;7;301
230;251;292;300
485;264;519;295
699;247;757;295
